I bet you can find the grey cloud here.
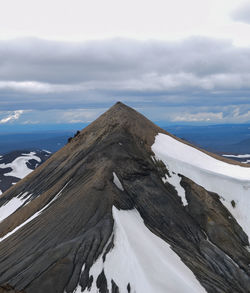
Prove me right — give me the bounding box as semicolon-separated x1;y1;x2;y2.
1;37;250;83
231;2;250;24
0;37;250;115
1;104;249;125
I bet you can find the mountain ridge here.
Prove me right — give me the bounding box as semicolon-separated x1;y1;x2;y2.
67;101;250;167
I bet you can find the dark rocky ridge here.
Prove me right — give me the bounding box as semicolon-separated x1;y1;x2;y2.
0;102;249;292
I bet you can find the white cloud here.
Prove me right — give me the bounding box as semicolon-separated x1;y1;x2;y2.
0;81;83;94
0;105;249;126
61;109;105;123
1;72;250;97
21;120;40;125
231;1;250;24
0;0;249;46
173;112;223;122
232;107;250;120
0;110;24;124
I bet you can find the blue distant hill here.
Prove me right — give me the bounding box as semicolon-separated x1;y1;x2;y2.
164;123;250;155
0;123;249;156
0;131;74;154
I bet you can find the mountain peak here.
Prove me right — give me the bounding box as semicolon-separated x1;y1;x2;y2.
112;100;128;108
69;102;162;151
67;102;248;167
96;101;151;125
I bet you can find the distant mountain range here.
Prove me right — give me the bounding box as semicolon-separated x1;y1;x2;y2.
0;132;74;154
224;137;250;154
1;123;249;158
165;124;250;155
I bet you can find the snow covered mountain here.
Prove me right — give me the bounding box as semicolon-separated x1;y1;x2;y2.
0;102;249;293
0;150;51;195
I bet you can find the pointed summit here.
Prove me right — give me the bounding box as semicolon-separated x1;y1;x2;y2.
75;101;161;143
63;102;163;157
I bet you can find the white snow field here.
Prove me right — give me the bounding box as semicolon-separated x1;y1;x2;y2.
73;207;206;293
0;192;31;223
222;154;250;159
0;152;41;179
152;133;250;238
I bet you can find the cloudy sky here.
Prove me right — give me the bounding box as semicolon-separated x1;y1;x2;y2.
1;0;250;126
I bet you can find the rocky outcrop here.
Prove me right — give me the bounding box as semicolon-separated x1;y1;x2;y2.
0;284;25;293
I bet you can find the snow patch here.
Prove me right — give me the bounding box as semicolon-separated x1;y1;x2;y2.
159;160;187;206
153;134;250;181
0;152;41;179
73;265;86;293
0;181;70;242
0;192;32;223
222;154;250;159
79;207;205;293
43;149;52;154
152;133;250;238
113;172;124;191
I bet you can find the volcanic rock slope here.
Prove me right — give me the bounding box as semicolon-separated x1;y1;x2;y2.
0;102;250;293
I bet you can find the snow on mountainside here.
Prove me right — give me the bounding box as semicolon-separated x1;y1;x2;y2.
0;103;249;293
0;192;32;223
152;133;250;238
76;207;205;293
0;150;51;194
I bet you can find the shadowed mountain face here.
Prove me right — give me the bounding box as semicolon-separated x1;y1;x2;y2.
0;102;249;293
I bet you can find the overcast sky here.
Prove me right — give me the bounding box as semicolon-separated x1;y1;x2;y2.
1;0;250;125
